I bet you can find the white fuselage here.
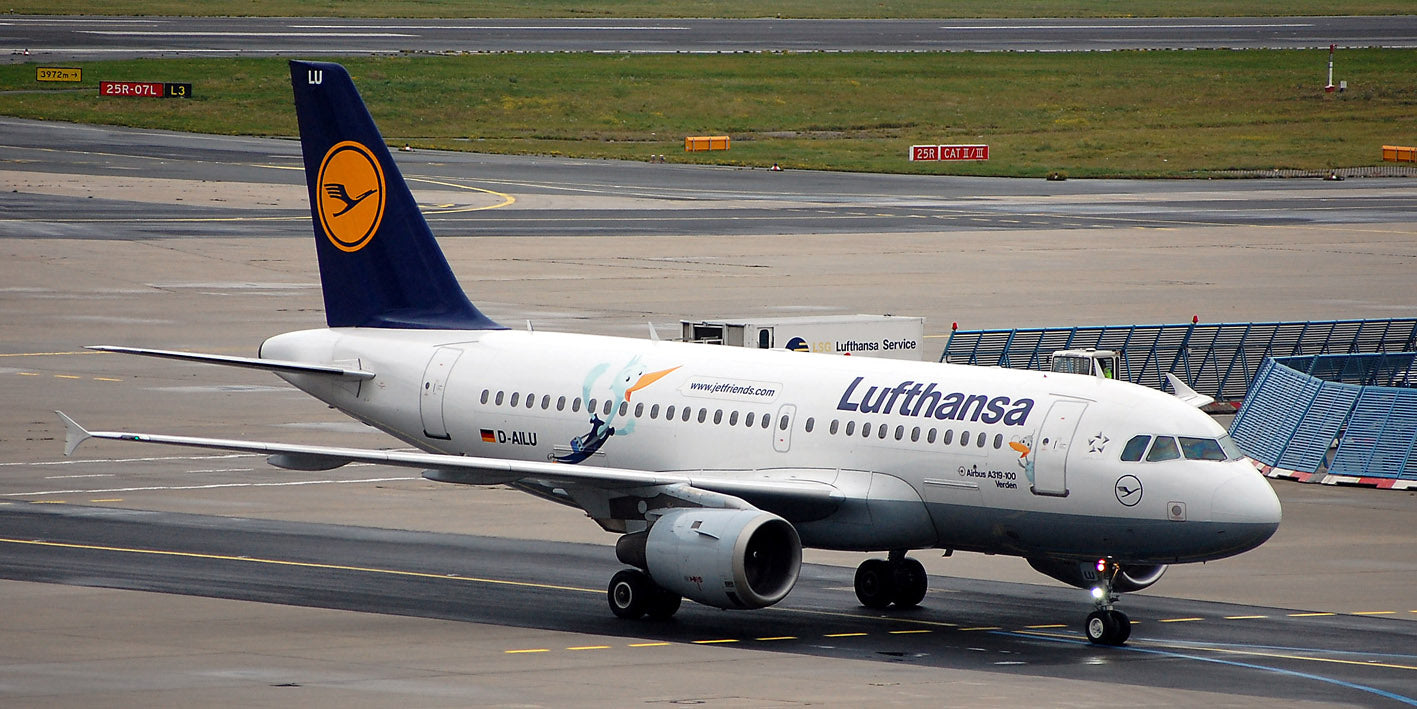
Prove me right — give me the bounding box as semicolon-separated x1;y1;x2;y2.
262;326;1281;565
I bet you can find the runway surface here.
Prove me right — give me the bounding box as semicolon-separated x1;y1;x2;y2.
2;117;1416;705
3;15;1415;61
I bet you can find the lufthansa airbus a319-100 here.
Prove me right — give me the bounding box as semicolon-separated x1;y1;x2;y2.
58;60;1281;646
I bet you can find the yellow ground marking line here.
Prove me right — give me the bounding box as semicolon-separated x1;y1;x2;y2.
1025;624;1067;629
0;537;600;595
505;648;550;654
770;605;959;628
1225;615;1268;620
17;372;40;376
405;176;516;213
53;374;81;380
824;632;867;638
88;499;124;503
959;626;1002;632
1354;611;1398;616
755;636;796;641
629;642;671;648
1159;617;1204;623
889;629;932;635
566;645;610;651
1289;612;1337;617
691;639;739;645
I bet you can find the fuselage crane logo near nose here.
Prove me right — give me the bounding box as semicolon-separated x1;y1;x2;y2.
316;140;385;252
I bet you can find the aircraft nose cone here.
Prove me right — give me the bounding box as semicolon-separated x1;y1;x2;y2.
1210;467;1282;545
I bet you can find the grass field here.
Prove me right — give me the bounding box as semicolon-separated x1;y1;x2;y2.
1;1;1412;17
2;51;1413;177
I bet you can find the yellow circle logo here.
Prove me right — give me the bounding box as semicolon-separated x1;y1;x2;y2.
316;141;385;252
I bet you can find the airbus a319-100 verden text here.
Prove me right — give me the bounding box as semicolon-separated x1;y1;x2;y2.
58;60;1281;646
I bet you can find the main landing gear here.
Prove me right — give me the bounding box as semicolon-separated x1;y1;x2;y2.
1084;559;1131;646
853;551;928;610
607;568;682;620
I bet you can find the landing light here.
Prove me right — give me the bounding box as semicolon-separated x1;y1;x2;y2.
1090;586;1106;600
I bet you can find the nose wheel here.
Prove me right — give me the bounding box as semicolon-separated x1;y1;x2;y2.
1084;559;1132;646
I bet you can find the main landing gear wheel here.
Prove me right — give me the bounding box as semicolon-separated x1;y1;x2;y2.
1085;609;1131;646
854;554;928;610
608;568;681;620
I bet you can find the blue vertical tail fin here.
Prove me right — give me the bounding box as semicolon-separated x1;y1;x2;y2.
289;60;503;330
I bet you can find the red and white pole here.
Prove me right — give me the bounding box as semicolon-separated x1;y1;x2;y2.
1325;44;1336;92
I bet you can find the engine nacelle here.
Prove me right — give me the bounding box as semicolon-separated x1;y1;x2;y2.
619;508;802;610
1027;557;1167;593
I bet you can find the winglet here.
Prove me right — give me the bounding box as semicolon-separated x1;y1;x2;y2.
55;411;91;457
1164;373;1214;408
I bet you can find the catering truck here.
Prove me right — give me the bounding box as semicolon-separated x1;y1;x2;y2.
680;314;925;361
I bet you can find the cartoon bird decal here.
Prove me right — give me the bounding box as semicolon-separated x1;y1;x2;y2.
1010;436;1036;485
554;357;680;464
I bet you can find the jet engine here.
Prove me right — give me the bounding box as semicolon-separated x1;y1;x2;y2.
617;508;801;610
1027;557;1167;593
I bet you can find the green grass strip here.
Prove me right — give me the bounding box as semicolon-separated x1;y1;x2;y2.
2;51;1413;177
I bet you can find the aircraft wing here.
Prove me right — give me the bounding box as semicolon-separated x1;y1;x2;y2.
55;412;842;518
86;346;375;381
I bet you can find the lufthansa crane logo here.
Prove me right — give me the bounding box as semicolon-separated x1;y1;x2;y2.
316;140;385;252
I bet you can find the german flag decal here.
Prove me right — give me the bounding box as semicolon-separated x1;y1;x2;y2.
480;429;496;443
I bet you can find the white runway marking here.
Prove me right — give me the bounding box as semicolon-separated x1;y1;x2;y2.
3;476;420;498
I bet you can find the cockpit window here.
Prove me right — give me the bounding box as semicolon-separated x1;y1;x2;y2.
1120;435;1150;462
1179;436;1228;461
1218;434;1244;461
1145;436;1180;462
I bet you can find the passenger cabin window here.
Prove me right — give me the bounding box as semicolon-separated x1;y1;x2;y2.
557;396;566;411
1146;436;1181;462
1121;435;1150;462
805;417;815;433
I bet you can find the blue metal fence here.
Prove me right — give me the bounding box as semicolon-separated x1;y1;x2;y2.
941;318;1417;402
1229;353;1417;481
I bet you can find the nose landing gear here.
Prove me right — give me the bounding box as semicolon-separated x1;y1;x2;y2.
1084;559;1132;646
